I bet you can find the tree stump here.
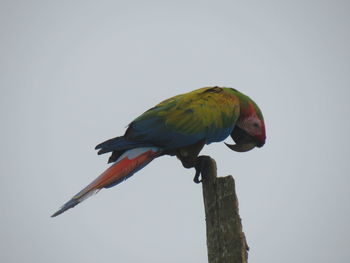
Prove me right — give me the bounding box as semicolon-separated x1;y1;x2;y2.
200;156;249;263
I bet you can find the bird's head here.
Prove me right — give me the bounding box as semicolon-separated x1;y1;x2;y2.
225;95;266;152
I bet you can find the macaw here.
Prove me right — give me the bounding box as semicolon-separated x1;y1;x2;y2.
52;87;266;217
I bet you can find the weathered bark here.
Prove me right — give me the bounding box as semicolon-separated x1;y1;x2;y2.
200;156;249;263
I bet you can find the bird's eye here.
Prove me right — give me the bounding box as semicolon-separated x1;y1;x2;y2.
253;122;259;128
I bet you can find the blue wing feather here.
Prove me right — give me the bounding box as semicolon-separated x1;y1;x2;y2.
96;87;239;154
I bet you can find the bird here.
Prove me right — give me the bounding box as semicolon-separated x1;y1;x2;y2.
51;86;266;217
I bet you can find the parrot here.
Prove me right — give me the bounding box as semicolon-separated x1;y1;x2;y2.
51;86;266;217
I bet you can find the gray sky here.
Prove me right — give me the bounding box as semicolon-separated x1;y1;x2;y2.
1;0;349;262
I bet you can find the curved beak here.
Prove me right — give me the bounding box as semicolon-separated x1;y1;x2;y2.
225;126;258;153
225;141;256;152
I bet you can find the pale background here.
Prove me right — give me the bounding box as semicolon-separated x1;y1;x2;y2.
1;0;349;262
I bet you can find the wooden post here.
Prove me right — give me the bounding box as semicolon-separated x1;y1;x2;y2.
200;156;249;263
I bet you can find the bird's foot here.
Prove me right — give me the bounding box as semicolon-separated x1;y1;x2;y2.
193;169;202;184
193;156;209;184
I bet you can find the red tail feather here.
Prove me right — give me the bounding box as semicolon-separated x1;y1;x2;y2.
51;147;161;217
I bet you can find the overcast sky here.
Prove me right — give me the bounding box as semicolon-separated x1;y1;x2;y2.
1;0;349;262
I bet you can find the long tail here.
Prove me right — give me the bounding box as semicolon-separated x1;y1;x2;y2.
51;147;161;217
